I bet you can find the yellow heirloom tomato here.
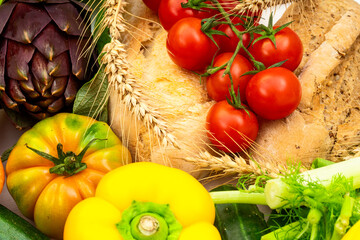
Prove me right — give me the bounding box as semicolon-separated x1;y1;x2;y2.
64;162;221;240
6;113;132;239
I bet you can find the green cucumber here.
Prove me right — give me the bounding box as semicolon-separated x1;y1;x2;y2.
0;204;49;240
212;185;269;240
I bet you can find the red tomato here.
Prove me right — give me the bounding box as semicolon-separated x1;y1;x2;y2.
245;67;301;120
206;100;259;153
142;0;162;12
207;52;253;102
167;17;217;71
249;26;303;71
214;17;252;56
159;0;217;31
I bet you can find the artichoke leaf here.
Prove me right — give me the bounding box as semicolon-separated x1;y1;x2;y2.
0;102;37;130
0;2;16;33
32;23;68;61
3;3;51;44
45;2;91;37
68;36;90;81
0;39;7;90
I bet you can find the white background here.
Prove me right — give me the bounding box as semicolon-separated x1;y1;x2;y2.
1;0;360;231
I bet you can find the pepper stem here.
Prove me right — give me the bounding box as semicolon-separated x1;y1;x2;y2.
116;201;182;240
138;215;159;236
130;213;168;240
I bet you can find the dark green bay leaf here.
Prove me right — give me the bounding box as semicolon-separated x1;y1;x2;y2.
73;68;109;122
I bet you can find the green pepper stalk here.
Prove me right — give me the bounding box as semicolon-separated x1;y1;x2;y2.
116;201;182;240
210;157;360;239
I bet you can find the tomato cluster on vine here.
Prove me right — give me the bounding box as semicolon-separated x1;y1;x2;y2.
142;0;303;154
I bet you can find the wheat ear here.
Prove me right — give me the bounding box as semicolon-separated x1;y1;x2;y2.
186;150;281;179
234;0;315;14
101;0;177;147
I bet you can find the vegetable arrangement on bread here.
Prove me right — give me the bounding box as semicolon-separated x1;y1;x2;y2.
93;0;360;181
1;0;360;239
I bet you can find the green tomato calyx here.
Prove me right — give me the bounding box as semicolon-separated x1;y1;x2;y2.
25;138;106;176
117;201;182;240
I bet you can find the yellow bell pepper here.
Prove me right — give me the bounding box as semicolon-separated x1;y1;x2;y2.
64;162;221;240
342;220;360;240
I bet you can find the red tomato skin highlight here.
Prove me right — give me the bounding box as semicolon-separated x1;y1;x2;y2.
206;101;259;153
249;27;303;71
159;0;217;31
166;17;217;71
207;53;253;102
245;67;302;120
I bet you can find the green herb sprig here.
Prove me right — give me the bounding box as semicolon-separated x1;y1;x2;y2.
211;157;360;239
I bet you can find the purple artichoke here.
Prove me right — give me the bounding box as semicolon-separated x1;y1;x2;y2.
0;0;91;121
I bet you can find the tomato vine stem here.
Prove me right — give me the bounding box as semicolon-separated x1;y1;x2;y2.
186;0;292;110
210;0;254;110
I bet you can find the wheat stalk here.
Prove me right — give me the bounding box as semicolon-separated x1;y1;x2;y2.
233;0;315;14
101;0;177;147
186;150;281;179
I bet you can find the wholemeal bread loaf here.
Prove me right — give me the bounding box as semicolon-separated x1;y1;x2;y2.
108;0;360;178
255;0;360;167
